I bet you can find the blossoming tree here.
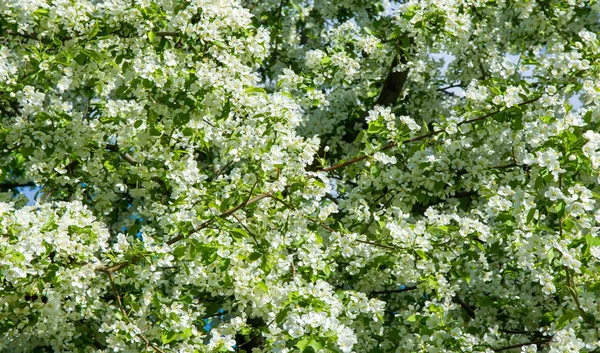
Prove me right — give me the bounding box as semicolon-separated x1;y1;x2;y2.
1;0;600;352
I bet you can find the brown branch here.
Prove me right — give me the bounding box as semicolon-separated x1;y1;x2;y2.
107;272;166;353
493;339;552;352
3;29;57;44
343;39;411;143
453;294;476;320
306;215;398;251
97;93;545;275
97;258;139;274
565;266;592;324
322;131;440;173
489;162;518;170
458;97;540;126
201;311;227;320
96;191;273;273
324;192;339;204
558;175;592;325
323;93;545;174
0;181;37;191
355;238;398;251
166;190;273;245
437;83;464;91
478;59;488;81
370;285;417;295
107;272;127;317
374;48;410;107
499;329;547;337
270;0;286;65
232;213;260;246
106;144;139;165
290;255;296;279
155;31;179;37
361;189;397;233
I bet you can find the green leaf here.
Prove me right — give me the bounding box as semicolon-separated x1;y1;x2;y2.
12;252;25;263
586;234;600;247
370;164;380;177
583;110;593;124
213;40;227;49
257;281;269;293
526;208;536;224
405;314;418;322
181;328;193;340
104;159;116;172
248;252;262;261
563;84;574;94
477;296;494;307
296;338;310;352
276;306;290;324
89;22;99;39
161;330;177;344
548;248;555;262
476;241;485;253
512;116;524;130
182;127;194;137
588;282;600;292
230;228;247;241
173;246;187;259
367;120;384;134
245;87;267;97
309;339;323;352
148;31;156;42
556;311;578;328
174;113;190;127
415;249;428;260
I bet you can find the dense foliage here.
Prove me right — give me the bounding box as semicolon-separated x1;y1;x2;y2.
2;0;600;352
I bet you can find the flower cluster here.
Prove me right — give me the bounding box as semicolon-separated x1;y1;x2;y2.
1;0;600;352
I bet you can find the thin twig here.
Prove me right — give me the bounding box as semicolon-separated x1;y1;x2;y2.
0;181;37;191
155;31;179;37
321;131;440;173
370;285;418;295
453;294;476;320
106;144;139;165
323;94;544;173
107;272;166;353
232;213;260;246
268;194;399;251
97;191;274;273
458;97;540;126
166;190;273;245
437;83;464;91
271;0;286;65
290;255;296;279
493;339;552;352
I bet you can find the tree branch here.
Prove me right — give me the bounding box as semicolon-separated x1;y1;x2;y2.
453;294;476;320
105;144;139;165
370;285;418;295
166;190;274;245
107;272;166;353
0;181;37;192
458;97;540;126
323;92;546;174
343;39;411;143
155;31;179;37
493;339;552;352
322;131;440;173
